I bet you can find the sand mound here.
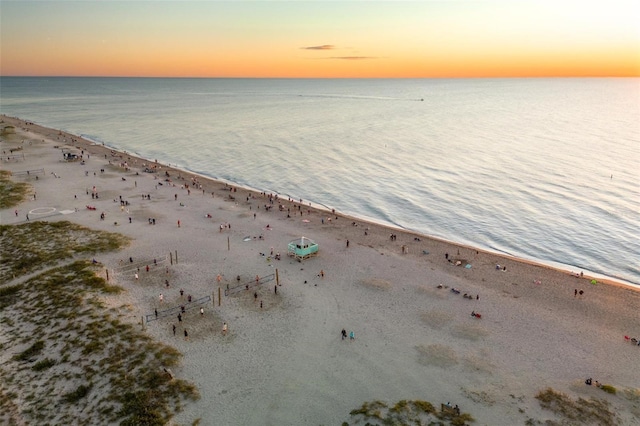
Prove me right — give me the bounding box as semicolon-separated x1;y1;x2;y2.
416;343;458;368
420;310;454;329
451;323;489;341
462;349;495;373
358;277;391;290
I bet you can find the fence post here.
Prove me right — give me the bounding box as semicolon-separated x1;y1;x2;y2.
227;236;230;251
170;252;173;265
106;269;109;281
175;250;178;264
218;287;221;306
276;269;279;286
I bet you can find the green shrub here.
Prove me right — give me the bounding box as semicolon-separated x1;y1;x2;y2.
32;358;56;371
600;385;616;394
63;384;92;403
13;340;45;361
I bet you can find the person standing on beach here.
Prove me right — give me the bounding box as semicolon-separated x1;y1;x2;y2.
346;240;350;248
172;324;176;336
222;322;228;336
184;329;189;340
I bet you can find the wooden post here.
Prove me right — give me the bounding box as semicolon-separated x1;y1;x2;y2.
276;269;279;286
218;287;221;306
175;250;178;264
227;236;230;251
106;269;109;281
170;252;173;265
141;316;144;330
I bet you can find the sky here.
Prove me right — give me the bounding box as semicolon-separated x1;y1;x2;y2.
1;0;638;78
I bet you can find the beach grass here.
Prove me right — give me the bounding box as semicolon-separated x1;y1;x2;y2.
0;260;199;425
348;398;473;425
0;169;31;209
535;387;619;425
0;220;129;284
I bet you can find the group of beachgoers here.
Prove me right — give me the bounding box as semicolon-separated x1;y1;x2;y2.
341;328;355;341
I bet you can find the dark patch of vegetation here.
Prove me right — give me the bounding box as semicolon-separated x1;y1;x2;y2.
31;358;56;372
13;340;45;362
63;384;92;404
0;284;21;309
600;385;617;395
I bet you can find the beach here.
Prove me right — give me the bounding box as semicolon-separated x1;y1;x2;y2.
1;114;639;425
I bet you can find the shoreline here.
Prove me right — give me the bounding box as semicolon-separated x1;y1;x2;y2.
3;113;637;291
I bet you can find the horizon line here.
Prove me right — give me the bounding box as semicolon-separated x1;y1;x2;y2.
2;75;639;79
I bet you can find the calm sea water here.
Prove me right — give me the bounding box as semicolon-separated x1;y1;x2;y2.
1;77;639;286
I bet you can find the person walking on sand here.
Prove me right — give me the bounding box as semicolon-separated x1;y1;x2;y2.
172;324;176;336
349;331;355;340
184;329;189;340
222;322;228;336
200;307;204;316
159;293;163;303
341;329;347;340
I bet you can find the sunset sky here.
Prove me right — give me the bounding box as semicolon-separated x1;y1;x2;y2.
1;0;638;78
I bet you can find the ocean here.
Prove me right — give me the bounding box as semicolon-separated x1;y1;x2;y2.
1;77;639;286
